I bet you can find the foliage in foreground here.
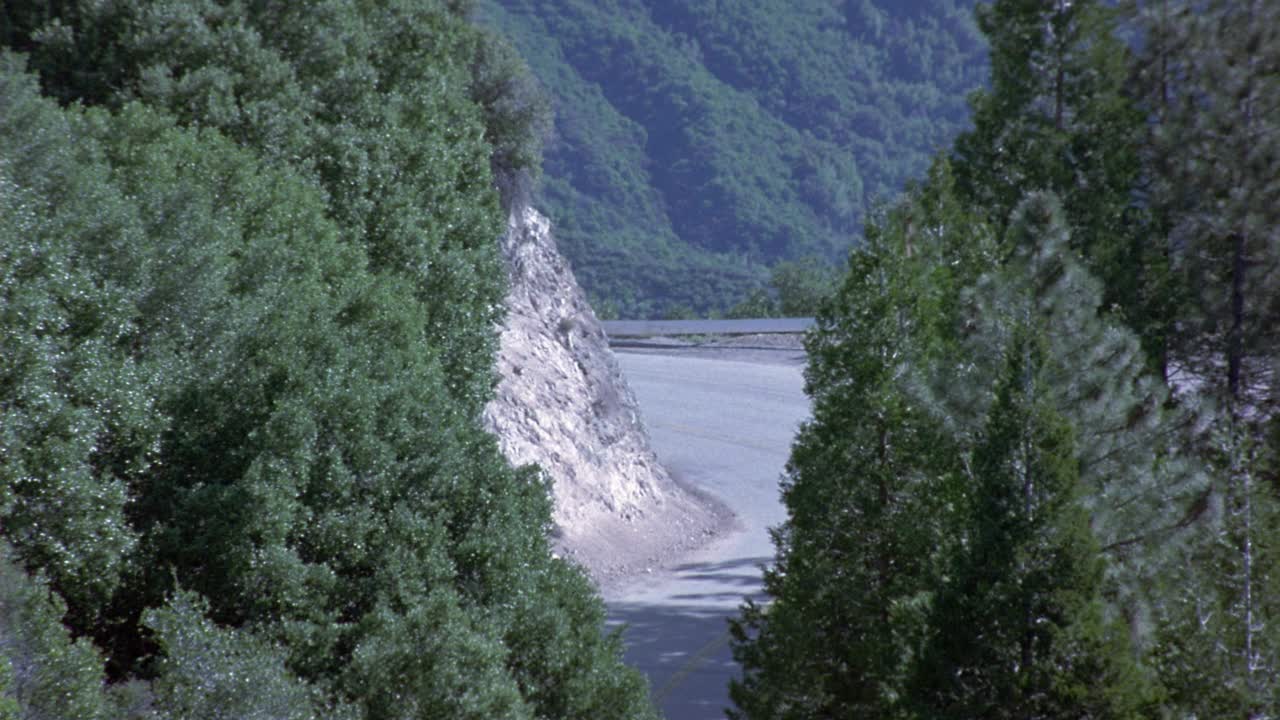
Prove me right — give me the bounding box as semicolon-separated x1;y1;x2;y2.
731;0;1280;717
0;2;655;717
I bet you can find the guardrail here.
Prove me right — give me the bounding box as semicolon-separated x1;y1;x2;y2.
601;318;814;337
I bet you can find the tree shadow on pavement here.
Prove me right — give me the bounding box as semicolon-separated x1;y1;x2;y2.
666;556;771;591
606;556;775;720
609;602;739;720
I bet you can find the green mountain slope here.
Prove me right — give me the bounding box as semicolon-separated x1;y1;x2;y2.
477;0;987;316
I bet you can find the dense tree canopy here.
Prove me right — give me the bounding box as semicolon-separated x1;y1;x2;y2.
730;166;984;719
7;0;1278;716
0;2;655;717
1128;3;1280;713
731;0;1280;717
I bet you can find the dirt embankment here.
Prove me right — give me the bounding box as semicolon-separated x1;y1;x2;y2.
483;208;730;588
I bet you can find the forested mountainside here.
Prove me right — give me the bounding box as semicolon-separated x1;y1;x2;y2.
476;0;988;317
0;3;656;718
731;1;1280;718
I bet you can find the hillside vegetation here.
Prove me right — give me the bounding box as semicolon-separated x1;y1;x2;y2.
477;0;988;317
0;2;656;718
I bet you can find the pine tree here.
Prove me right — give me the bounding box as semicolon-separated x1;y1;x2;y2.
911;330;1150;720
729;163;994;719
1123;0;1193;380
729;253;959;719
1130;0;1280;416
947;193;1204;572
1149;425;1280;718
953;0;1154;358
1129;3;1280;714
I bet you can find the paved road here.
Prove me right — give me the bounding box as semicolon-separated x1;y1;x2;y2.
602;317;814;337
606;350;810;720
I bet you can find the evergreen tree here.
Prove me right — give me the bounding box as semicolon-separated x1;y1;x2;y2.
729;250;958;720
911;331;1149;720
1129;3;1280;714
731;187;1195;718
1130;0;1280;415
729;163;995;719
956;193;1204;564
953;0;1154;358
1149;425;1280;718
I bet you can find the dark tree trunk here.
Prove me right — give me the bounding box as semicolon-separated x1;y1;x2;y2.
1228;230;1246;404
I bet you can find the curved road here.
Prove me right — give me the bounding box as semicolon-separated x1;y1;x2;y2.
606;350;810;720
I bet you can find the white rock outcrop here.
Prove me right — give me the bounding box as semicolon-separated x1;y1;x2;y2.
484;208;725;585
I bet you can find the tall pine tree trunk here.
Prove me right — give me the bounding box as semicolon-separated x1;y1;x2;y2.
1229;230;1246;401
1233;5;1260;709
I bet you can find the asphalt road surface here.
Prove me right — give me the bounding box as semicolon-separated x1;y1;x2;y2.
602;317;814;337
606;350;810;720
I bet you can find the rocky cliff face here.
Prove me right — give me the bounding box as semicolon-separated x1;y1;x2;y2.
484;208;726;585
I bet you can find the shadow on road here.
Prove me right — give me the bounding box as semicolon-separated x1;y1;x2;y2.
610;602;738;720
667;557;771;590
607;556;774;720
